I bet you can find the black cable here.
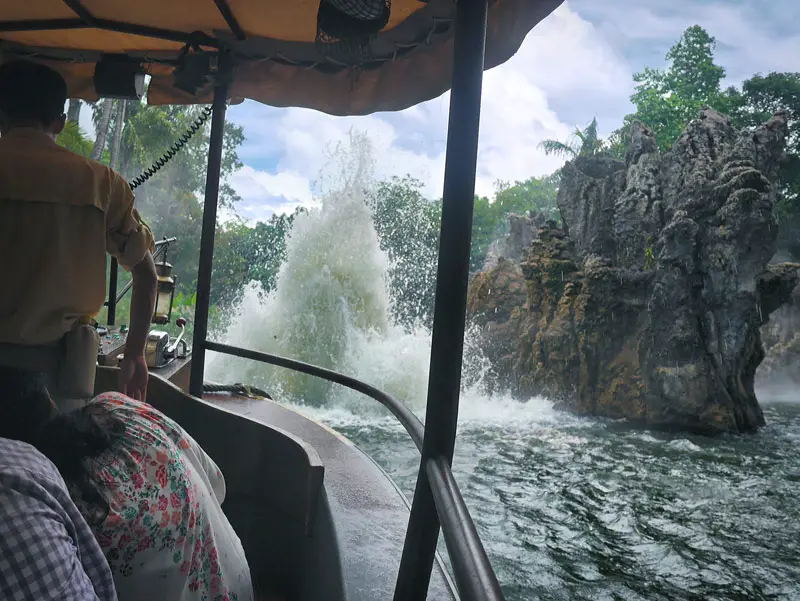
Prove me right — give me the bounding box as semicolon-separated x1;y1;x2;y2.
128;106;213;190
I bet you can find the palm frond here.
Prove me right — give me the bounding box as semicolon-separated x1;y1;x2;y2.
539;139;578;158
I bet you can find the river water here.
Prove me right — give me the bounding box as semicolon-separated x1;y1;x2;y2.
297;393;800;601
209;161;800;601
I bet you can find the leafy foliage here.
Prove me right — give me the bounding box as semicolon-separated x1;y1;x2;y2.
212;209;304;308
56;120;93;157
469;175;559;272
622;26;734;151
540;118;608;158
734;73;800;221
367;176;441;327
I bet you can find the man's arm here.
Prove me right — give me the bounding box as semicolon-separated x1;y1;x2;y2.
119;251;157;401
104;173;157;402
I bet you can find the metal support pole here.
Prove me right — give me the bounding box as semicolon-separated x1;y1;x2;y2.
189;73;230;397
107;257;118;326
393;0;488;599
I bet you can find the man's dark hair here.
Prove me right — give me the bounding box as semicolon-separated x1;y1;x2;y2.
0;60;67;127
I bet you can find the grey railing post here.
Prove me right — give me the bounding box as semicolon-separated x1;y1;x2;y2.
393;0;489;598
107;257;119;326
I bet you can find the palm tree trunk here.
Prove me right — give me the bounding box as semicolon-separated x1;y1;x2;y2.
67;99;81;124
90;98;113;162
110;100;126;172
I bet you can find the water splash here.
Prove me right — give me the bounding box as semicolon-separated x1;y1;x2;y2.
209;131;452;408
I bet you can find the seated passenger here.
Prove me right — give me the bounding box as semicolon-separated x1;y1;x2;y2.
0;366;254;601
0;436;117;601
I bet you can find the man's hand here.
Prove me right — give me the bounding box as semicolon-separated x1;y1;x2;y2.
119;354;149;401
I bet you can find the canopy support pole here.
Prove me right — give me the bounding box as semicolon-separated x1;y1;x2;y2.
107;258;118;326
393;0;489;599
189;70;230;397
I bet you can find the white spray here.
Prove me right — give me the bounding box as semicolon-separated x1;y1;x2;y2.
208;131;435;413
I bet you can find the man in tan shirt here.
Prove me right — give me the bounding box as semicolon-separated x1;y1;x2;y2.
0;59;157;401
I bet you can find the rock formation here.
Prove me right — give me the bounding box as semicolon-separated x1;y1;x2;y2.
758;270;800;390
467;109;798;434
467;257;527;392
482;211;547;270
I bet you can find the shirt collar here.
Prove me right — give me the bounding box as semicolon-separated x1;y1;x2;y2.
0;127;58;144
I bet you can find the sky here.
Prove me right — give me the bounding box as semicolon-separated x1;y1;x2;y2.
82;0;799;224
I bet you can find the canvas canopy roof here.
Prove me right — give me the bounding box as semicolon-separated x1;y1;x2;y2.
0;0;562;115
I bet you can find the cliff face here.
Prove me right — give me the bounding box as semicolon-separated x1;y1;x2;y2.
468;109;798;434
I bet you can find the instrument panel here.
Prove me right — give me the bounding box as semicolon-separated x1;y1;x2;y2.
96;325;129;366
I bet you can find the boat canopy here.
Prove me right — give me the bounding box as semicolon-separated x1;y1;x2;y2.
0;0;562;115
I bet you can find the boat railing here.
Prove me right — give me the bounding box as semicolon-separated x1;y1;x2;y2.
201;341;504;601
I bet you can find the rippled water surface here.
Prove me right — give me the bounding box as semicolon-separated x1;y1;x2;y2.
299;395;800;601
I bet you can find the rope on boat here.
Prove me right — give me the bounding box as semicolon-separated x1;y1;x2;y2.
129;106;214;190
202;382;272;400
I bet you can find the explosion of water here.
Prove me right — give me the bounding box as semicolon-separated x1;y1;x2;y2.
207;131;452;411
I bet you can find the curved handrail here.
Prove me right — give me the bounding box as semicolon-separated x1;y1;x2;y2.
427;457;504;601
202;340;504;601
203;341;425;451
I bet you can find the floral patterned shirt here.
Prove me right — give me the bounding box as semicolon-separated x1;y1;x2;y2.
77;392;253;601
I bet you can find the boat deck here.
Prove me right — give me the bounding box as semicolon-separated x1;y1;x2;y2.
200;392;457;601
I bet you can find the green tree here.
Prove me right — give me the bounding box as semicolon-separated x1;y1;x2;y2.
56;120;93;157
621;25;735;151
211;209;304;310
367;175;441;327
539;117;607;158
239;210;304;294
493;173;559;218
734;72;800;257
469;175;559;272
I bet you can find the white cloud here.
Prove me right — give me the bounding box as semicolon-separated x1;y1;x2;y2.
226;0;797;222
572;0;800;85
231;165;312;205
227;3;629;219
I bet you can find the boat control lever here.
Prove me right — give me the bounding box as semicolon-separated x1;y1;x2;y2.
166;317;188;359
144;318;190;369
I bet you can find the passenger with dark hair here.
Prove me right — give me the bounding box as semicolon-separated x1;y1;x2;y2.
0;59;157;406
0;366;254;601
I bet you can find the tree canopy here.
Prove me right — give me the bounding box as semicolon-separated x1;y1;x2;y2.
621;25;736;151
